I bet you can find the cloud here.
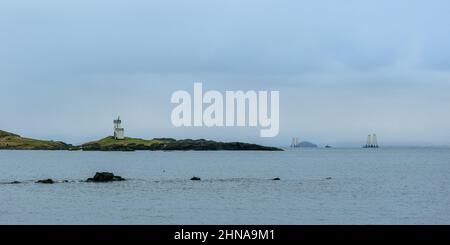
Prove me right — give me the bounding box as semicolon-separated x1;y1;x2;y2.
1;0;450;145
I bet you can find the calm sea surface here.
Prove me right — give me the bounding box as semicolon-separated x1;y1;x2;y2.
1;148;449;224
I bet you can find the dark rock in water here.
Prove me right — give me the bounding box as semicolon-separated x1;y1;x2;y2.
86;172;126;182
36;179;55;184
190;176;201;181
9;181;21;184
325;177;332;180
272;177;281;181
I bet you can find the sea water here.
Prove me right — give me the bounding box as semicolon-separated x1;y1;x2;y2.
0;148;449;224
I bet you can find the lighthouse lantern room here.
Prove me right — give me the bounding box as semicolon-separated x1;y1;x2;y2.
113;116;125;140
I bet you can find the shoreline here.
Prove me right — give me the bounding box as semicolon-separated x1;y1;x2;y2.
0;130;283;151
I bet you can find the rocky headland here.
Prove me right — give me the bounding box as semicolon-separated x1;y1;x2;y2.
0;130;78;150
0;130;282;151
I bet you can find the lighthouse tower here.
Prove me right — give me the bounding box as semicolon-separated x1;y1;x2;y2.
113;116;125;140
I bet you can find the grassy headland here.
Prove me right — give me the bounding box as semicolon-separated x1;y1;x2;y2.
81;136;282;151
0;130;76;150
0;129;282;151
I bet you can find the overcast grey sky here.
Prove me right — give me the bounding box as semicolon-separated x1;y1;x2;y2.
1;0;450;146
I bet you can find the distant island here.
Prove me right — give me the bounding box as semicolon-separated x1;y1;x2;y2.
0;130;282;151
296;141;318;148
290;138;318;148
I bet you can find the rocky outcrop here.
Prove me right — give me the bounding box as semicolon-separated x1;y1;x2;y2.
162;139;282;151
36;179;55;184
86;172;126;182
7;181;21;184
1;129;283;151
81;137;283;151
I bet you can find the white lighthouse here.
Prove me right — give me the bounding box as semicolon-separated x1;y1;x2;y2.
113;116;125;140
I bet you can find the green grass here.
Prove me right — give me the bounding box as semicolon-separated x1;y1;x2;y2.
1;130;282;151
0;130;70;150
0;130;19;138
82;136;169;147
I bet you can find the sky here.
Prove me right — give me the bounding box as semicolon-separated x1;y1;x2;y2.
1;0;450;147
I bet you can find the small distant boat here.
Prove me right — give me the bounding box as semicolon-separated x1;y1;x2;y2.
325;145;332;148
363;134;379;148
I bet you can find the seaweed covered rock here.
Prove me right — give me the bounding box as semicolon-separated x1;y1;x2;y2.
86;172;126;182
36;179;55;184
